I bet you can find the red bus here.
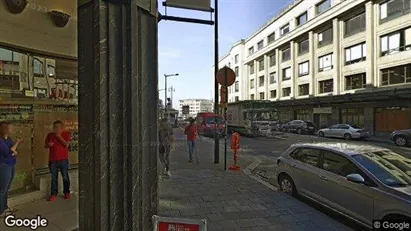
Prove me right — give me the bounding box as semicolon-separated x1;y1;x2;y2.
195;112;225;137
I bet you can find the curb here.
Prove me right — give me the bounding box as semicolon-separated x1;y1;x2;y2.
242;156;278;191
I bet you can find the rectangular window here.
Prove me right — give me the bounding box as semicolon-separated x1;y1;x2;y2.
380;28;411;56
249;47;254;55
298;39;309;55
317;0;331;14
345;12;366;37
259;92;265;99
235;96;239;102
318;53;333;72
234;54;239;64
298;61;309;76
345;73;366;90
282;87;291;97
269;72;276;84
259;76;264;87
297;12;308;26
249;63;254;74
340;108;365;127
269;53;276;66
282;47;291;61
33;58;44;76
270;90;277;98
257;40;264;50
380;0;411;22
381;63;411;86
281;23;290;36
250;79;255;89
299;84;309;96
268;32;275;44
258;59;264;71
235;66;239;76
282;67;291;81
0;48;13;61
345;43;366;65
318;27;333;47
319;79;334;93
250;94;255;100
235;81;239;92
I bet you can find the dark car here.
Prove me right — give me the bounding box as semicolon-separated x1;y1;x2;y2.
389;129;411;147
282;120;316;134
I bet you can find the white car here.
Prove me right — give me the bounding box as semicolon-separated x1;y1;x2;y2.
318;124;370;140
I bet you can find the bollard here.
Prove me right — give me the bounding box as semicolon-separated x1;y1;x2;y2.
229;132;241;171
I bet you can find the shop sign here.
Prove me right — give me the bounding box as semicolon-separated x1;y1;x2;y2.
313;107;332;114
152;215;207;231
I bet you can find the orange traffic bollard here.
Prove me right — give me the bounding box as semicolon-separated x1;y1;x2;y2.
229;132;241;171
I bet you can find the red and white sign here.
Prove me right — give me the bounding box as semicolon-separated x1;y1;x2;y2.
153;215;207;231
158;222;199;231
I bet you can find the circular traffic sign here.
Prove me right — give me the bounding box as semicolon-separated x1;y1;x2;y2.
216;66;236;87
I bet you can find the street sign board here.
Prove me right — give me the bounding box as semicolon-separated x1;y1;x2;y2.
163;0;212;12
216;66;236;87
182;105;189;114
152;215;207;231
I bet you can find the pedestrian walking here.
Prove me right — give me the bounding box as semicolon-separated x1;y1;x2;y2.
0;121;21;218
159;118;174;176
184;119;199;164
44;120;72;201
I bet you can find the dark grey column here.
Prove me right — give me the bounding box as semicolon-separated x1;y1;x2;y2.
78;0;158;230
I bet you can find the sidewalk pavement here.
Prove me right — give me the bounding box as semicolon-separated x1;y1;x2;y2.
158;129;352;231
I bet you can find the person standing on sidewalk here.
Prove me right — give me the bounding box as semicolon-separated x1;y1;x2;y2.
159;118;174;176
44;120;72;201
0;121;21;218
184;119;199;164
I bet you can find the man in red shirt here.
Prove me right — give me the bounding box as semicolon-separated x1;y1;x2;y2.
184;119;199;163
44;120;72;201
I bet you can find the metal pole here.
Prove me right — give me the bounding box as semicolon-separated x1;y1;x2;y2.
164;74;167;112
224;68;227;171
214;0;220;164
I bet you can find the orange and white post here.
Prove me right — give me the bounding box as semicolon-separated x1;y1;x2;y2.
229;132;241;171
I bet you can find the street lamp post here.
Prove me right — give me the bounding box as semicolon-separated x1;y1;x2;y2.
164;73;179;111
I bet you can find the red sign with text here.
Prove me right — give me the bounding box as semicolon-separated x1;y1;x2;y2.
158;222;200;231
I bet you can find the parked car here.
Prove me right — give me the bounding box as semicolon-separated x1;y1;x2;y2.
318;124;370;140
275;143;411;229
390;129;411;147
282;120;316;134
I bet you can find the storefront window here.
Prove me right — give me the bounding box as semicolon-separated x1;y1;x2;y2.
340;108;364;127
0;47;28;91
33;58;43;76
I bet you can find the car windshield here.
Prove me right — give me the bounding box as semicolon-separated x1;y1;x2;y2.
352;151;411;187
204;117;224;124
350;125;362;129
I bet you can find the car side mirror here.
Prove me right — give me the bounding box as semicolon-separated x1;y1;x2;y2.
346;174;365;184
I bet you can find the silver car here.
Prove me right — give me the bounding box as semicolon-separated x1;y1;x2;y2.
318;124;370;140
275;143;411;229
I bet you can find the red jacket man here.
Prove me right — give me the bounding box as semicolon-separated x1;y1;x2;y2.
184;119;199;163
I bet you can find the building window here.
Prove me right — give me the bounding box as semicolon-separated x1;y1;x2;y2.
319;79;333;94
235;81;239;92
340;109;364;127
259;92;265;99
270;90;277;98
235;96;239;102
258;59;264;71
250;94;255;100
257;40;264;50
268;32;275;44
282;87;291;97
298;61;309;77
249;47;254;55
298;39;309;55
250;79;255;89
345;73;366;90
249;63;254;74
269;53;276;66
235;54;239;64
345;12;366;37
380;0;411;23
33;58;43;77
282;67;291;81
235;66;239;76
318;27;333;47
380;28;411;56
282;47;291;62
317;0;331;14
345;43;366;65
280;23;290;36
318;53;333;72
297;12;308;26
269;72;276;84
381;63;411;86
299;84;309;96
259;76;264;87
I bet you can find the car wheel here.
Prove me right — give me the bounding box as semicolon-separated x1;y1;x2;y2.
278;174;297;197
344;133;352;140
394;135;408;147
296;129;302;134
318;131;324;137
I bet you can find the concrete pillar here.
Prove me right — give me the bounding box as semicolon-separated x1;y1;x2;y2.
365;1;375;88
275;49;281;100
78;1;158;230
332;18;340;95
308;31;315;96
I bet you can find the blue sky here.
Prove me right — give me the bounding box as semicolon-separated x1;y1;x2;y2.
158;0;292;108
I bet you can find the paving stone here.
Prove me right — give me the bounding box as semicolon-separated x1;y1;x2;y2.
219;220;240;229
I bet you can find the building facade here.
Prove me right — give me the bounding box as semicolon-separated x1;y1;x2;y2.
220;0;411;134
178;99;213;118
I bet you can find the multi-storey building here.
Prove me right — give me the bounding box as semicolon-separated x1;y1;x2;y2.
219;0;411;135
178;99;213;118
